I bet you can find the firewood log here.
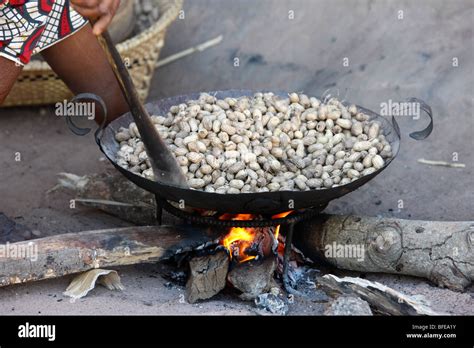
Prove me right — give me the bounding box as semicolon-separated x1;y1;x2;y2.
0;225;220;287
186;250;229;303
294;215;473;291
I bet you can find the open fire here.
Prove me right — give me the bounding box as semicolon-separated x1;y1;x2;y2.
220;212;292;263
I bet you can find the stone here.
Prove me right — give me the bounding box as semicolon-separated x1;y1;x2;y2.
227;257;277;300
324;295;373;316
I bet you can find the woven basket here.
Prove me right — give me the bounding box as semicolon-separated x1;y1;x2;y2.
2;0;183;107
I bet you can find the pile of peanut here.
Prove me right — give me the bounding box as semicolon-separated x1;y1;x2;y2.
114;92;393;193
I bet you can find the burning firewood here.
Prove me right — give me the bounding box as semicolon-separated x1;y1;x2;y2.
220;215;280;300
185;250;229;303
186;219;279;302
294;215;474;291
0;225;220;288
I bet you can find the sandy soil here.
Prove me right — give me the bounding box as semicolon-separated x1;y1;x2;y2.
0;0;472;315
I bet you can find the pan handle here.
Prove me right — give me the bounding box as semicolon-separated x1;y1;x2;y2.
405;97;433;140
64;93;108;145
389;97;433;140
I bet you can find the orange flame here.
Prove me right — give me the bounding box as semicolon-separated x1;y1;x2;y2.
272;211;293;240
222;226;257;262
220;211;293;263
219;213;254;221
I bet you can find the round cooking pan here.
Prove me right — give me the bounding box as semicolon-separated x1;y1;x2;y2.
92;90;432;214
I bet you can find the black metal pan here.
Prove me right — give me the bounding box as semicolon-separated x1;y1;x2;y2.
94;90;432;214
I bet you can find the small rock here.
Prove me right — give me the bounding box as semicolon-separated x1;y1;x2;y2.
324;296;373;316
255;293;288;315
227;257;277;300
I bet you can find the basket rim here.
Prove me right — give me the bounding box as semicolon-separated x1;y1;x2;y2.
23;0;183;72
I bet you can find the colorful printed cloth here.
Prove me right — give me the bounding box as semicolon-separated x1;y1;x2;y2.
0;0;87;65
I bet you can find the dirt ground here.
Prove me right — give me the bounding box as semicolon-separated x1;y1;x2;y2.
0;0;472;315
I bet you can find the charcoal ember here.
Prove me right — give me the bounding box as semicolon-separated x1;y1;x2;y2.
241;227;277;260
165;270;187;286
324;295;373;316
255;293;289;316
227;257;277;300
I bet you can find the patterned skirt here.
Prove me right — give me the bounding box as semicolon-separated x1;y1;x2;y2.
0;0;87;65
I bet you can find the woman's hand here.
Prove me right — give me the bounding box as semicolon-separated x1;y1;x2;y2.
70;0;120;36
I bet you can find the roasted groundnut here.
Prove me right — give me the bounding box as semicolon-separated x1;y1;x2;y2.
115;93;393;192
